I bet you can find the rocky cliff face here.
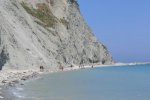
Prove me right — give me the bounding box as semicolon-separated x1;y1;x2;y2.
0;0;113;70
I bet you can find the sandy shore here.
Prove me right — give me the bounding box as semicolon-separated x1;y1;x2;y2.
0;63;128;87
0;62;148;86
0;69;41;86
0;62;145;99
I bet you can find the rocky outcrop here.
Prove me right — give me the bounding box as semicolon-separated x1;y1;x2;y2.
0;48;9;70
0;0;113;70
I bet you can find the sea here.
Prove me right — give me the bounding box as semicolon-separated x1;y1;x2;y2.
10;64;150;100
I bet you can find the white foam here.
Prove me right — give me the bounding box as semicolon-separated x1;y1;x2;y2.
17;95;25;98
16;87;24;91
12;92;25;99
0;95;4;99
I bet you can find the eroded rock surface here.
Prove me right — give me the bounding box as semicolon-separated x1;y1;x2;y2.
0;0;113;70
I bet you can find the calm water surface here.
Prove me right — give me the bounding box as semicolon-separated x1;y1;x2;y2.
12;64;150;100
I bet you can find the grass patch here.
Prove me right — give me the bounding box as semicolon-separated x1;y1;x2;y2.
69;0;76;3
21;2;57;28
60;18;69;29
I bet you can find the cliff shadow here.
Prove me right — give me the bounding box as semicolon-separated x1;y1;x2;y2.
0;48;9;70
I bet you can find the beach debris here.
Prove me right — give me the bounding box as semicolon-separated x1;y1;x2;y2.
2;80;8;84
20;83;24;85
0;70;40;86
21;76;29;81
70;64;74;69
11;80;19;83
8;82;15;86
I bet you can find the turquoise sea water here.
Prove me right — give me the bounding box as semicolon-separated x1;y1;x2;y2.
13;64;150;100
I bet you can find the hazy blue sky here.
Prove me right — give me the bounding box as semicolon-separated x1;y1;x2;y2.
78;0;150;63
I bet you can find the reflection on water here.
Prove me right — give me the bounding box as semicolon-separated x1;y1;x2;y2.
13;64;150;100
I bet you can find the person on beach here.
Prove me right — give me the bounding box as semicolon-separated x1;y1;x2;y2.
40;66;44;72
80;60;85;69
79;64;84;69
79;61;83;68
70;64;73;69
82;65;85;69
61;65;64;71
59;64;64;71
92;65;94;68
79;64;81;68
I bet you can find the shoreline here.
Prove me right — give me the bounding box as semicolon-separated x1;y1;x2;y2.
0;63;120;86
0;62;149;99
0;62;148;86
0;63;118;100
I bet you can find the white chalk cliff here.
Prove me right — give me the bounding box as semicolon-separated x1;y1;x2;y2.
0;0;113;70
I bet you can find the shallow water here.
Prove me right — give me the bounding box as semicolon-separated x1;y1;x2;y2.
12;64;150;100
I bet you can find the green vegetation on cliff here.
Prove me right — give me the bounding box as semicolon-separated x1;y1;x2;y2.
21;2;57;28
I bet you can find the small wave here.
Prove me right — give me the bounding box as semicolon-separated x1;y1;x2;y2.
16;87;24;91
128;63;137;65
0;95;4;99
12;92;25;99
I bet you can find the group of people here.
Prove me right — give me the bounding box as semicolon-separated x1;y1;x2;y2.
39;64;94;72
39;64;64;72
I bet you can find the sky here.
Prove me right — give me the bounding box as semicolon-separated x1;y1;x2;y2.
78;0;150;63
